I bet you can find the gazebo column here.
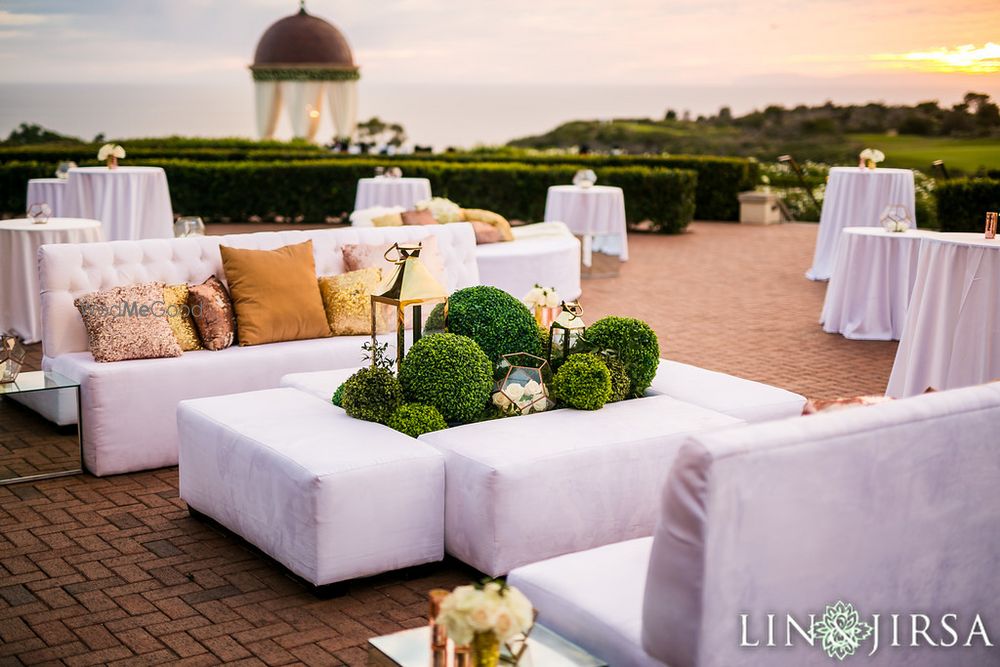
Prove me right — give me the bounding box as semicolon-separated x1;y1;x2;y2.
287;80;325;142
254;80;284;139
326;79;358;141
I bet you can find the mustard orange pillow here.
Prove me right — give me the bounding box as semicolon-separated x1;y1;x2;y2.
220;241;332;346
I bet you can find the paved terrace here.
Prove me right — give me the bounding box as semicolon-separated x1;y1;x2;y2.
0;222;897;666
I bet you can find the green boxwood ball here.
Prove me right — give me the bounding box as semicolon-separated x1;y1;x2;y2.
424;303;447;333
398;333;493;423
387;403;448;438
341;367;403;424
444;286;542;365
551;353;611;410
331;382;345;407
584;317;660;397
604;356;630;403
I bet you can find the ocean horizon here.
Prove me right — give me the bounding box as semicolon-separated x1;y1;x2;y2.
2;80;996;150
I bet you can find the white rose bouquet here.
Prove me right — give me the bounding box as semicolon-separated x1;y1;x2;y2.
437;580;535;649
858;148;885;169
98;143;126;169
523;284;559;309
416;197;463;223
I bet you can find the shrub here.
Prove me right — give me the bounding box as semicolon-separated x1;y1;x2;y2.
445;286;542;365
340;367;403;424
551;353;612;410
584;317;660;397
386;403;448;438
398;333;492;423
603;356;631;403
331;382;345;407
935;178;1000;232
424;303;447;333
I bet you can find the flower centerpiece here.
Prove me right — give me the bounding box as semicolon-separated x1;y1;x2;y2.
858;148;884;170
416;196;464;223
437;580;535;667
98;143;126;169
523;284;560;326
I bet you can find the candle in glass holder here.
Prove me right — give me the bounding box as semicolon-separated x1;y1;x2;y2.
986;212;997;240
429;589;450;667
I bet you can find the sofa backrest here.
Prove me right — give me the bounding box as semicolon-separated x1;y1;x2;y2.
641;383;1000;667
39;224;478;358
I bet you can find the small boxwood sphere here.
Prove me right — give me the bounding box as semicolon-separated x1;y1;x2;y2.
604;356;630;403
387;403;448;438
584;316;660;397
341;367;403;424
424;303;447;333
551;353;612;410
398;333;492;423
445;286;542;365
331;382;345;407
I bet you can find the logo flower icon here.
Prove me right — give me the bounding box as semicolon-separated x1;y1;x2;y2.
813;601;872;660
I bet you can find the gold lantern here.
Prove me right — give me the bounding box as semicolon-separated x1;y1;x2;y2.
547;301;586;367
370;243;448;372
1;332;27;383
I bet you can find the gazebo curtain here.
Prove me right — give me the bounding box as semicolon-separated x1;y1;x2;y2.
286;81;325;142
254;81;283;139
326;80;358;140
253;80;358;142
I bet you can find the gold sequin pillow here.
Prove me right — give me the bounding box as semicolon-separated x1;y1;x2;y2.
163;284;203;351
74;283;183;363
318;267;388;335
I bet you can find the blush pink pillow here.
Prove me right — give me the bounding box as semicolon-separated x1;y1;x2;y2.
341;236;447;287
401;209;438;226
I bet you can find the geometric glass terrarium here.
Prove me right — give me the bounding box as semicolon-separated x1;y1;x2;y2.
1;333;27;383
492;353;554;416
879;204;913;233
547;301;586;367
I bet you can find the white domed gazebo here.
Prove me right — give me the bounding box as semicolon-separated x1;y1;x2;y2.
249;1;359;142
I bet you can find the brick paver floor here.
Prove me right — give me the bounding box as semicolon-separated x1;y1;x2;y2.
0;222;897;665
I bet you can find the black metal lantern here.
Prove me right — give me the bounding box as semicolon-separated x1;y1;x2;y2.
547;301;586;367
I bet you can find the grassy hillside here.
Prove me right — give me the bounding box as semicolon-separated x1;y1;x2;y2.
850;133;1000;172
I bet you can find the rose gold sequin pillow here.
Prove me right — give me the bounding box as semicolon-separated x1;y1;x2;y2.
74;282;183;363
187;276;236;351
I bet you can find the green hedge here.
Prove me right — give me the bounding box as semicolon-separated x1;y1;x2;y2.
935;178;1000;232
1;145;752;220
0;159;697;233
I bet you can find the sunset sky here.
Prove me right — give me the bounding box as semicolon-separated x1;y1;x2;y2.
1;0;998;91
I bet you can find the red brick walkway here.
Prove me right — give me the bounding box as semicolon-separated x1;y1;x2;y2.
0;222;897;665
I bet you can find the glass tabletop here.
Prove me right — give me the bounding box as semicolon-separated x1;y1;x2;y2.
368;624;607;667
0;370;80;396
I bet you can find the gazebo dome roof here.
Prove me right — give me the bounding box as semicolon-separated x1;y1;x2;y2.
253;6;356;69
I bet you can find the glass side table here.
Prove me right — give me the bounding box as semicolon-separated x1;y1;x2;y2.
368;624;607;667
0;371;83;485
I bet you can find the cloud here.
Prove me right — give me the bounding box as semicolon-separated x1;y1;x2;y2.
0;9;48;25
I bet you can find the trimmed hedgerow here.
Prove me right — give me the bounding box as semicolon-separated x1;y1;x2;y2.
584;317;660;397
935;178;1000;232
340;367;403;424
444;286;543;366
551;353;612;410
398;333;492;423
386;403;448;438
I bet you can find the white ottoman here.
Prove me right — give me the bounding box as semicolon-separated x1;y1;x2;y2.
475;222;582;300
420;396;740;576
177;388;445;588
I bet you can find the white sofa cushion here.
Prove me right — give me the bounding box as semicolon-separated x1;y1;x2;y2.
508;538;662;667
177;388;444;586
647;359;806;422
475;222;581;300
643;382;1000;667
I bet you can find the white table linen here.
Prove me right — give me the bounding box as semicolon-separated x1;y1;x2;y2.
353;177;431;210
887;233;1000;397
26;178;68;217
820;227;936;340
0;218;102;343
806;167;916;281
544;185;629;266
64;166;174;241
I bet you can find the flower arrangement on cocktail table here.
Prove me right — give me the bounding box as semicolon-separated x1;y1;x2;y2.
523;284;560;327
98;143;126;169
858;148;885;170
436;580;535;667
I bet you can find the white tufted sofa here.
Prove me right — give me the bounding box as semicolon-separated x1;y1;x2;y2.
36;224;478;476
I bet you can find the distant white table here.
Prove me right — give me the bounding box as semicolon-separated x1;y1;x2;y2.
887;233;1000;397
806;167;916;281
354;177;431;210
0;218;102;343
544;185;628;267
26;178;68;217
820;227;936;340
64;166;173;241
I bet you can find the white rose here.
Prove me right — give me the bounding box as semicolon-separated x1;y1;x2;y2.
504;587;535;633
859;148;873;160
493;392;511;409
872;149;885;163
544;292;560;307
524;286;544;306
466;595;500;632
505;383;525;401
523;379;541;395
493;608;517;641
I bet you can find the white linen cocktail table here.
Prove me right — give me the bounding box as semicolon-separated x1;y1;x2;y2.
354;177;431;210
64;166;174;241
26;178;68;217
0;217;102;343
544;185;628;267
887;233;1000;397
820;227;936;341
806;167;916;281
